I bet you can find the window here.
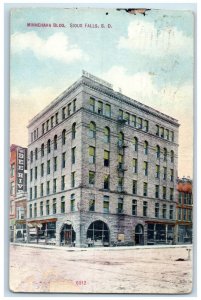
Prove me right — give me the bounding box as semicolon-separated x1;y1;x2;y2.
170;169;174;182
62;129;66;145
29;204;32;218
30;151;33;163
130;115;136;127
89;195;95;212
35;166;37;180
98;101;103;114
46;200;50;215
124;112;129;125
68;103;71;116
117;198;123;214
170;131;174;142
51;116;54;128
155;185;159;198
118;109;123;120
62;152;66;168
156;145;160;159
46;181;50;195
160;127;164;138
133;137;138;151
132;200;137;216
156;165;160;179
164;148;167;161
103;195;109;213
30;187;32;200
40;201;43;216
35;148;38;160
169;205;173;219
178;207;182;221
34;186;37;199
61;175;65;190
89;122;96;138
144;141;148;155
71;172;75;187
156;125;159;136
162;204;167;219
104;174;109;190
41;144;44;157
54;157;57;172
144;161;148;176
170;188;174;201
155;203;159;218
30;169;33;181
178;192;182;204
163;167;167;180
89;146;95;164
104;150;110;167
165;129;169;140
170;150;174;163
143;182;148;197
54;135;57;150
40;183;44;197
71;194;75;211
53;178;57;193
118;177;123;192
143;201;147;217
55;112;58;124
133;180;137;194
89;171;95;186
47;160;50;175
61;196;65;213
31;203;36;220
118;132;124;147
72;147;76;164
105;104;111;117
47;139;51;154
188;210;192;222
10;181;15;195
53;198;57;214
72;123;76;139
62;107;66;120
144;120;148;132
41;163;44;177
73;99;76;112
163;186;166;200
42;123;45;134
89;97;95;112
104;127;110;143
46;120;49;131
137;117;142;129
133;158;137;173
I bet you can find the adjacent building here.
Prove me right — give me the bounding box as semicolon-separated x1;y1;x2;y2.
10;144;28;242
176;177;193;244
26;71;179;247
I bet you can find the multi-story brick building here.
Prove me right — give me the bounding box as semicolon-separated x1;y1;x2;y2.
10;144;27;242
176;177;193;244
26;71;179;247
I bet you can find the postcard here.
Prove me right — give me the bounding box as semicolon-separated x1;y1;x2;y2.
9;7;194;294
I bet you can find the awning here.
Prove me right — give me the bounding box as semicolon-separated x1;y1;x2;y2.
27;218;57;225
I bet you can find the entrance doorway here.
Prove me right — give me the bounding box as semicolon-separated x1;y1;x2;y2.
87;220;109;247
60;224;76;246
135;224;144;245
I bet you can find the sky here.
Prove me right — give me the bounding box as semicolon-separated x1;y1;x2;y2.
10;7;194;178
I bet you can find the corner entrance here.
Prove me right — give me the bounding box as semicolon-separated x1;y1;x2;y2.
60;223;76;246
87;220;110;247
135;224;144;245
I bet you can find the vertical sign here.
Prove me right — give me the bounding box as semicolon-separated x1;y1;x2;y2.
17;148;25;192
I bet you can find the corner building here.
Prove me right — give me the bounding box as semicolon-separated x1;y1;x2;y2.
27;71;179;247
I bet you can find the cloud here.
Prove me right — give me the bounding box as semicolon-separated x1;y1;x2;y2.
102;66;193;177
118;20;193;57
11;31;88;63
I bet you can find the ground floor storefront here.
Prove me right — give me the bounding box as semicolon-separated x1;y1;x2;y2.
176;224;192;244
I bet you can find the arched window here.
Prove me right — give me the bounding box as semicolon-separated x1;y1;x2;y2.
54;135;57;150
89;122;96;138
118;132;124;147
156;145;160;159
72;123;76;139
30;151;33;163
104;127;110;143
35;148;38;160
41;144;44;157
171;150;174;163
47;139;51;154
133;137;138;151
164;148;167;161
62;129;66;145
144;141;148;155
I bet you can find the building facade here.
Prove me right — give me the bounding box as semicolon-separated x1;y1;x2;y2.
26;71;179;247
10;144;28;242
176;177;193;244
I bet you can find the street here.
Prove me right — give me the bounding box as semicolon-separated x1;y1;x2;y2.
9;244;192;294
